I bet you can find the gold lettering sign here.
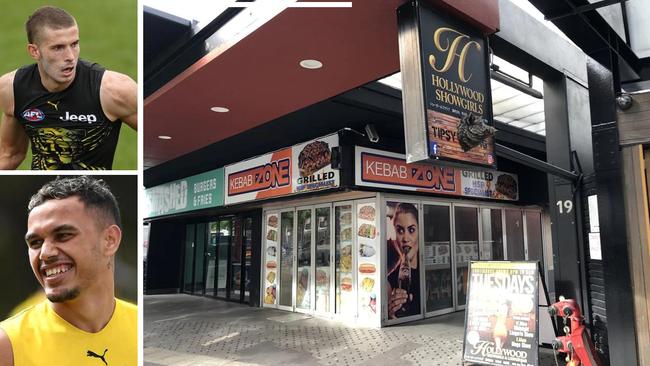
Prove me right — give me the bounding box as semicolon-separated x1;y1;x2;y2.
428;27;481;82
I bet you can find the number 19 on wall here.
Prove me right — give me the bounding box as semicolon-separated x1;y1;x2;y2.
556;200;573;214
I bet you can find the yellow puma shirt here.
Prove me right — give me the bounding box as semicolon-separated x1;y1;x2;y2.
0;299;136;366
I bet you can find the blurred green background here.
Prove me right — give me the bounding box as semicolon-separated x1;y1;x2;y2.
0;175;138;318
0;0;137;170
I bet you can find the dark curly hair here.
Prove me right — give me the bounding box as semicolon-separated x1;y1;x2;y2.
28;176;121;228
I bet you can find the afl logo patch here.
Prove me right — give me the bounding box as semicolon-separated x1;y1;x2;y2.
22;108;45;122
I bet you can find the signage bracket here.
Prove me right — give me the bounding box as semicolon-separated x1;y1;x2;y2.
496;143;579;182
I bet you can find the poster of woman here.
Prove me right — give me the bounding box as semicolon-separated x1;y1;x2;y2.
386;201;421;319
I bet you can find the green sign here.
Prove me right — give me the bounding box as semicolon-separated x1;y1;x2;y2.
144;169;224;218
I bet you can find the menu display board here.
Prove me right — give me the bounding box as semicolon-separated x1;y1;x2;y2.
225;134;339;205
263;213;279;305
356;202;379;321
356;147;518;201
463;261;539;366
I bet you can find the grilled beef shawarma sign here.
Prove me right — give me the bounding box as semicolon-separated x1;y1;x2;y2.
225;134;340;204
398;1;496;167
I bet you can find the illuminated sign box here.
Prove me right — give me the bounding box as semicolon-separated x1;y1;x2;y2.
225;134;340;205
355;147;518;201
144;169;225;218
398;0;496;168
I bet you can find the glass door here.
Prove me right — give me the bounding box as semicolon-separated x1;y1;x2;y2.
183;224;196;293
228;218;242;301
314;205;332;314
193;223;206;295
453;206;478;308
525;211;544;268
243;217;253;303
505;209;525;260
334;203;354;316
216;219;230;298
423;204;453;315
278;210;295;310
205;221;218;296
480;208;505;260
296;207;312;312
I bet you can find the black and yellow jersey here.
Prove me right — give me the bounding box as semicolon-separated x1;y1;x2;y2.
0;299;137;366
13;60;121;170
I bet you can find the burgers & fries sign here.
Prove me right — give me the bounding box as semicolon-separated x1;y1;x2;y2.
225;134;339;204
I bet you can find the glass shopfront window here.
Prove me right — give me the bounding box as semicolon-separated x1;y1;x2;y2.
279;211;295;308
525;211;544;267
259;196;547;327
183;224;195;293
335;204;354;316
193;223;206;295
423;204;453;313
205;222;218;296
506;209;525;260
296;208;312;310
481;208;504;260
454;206;479;307
182;214;253;304
315;206;331;313
243;217;253;302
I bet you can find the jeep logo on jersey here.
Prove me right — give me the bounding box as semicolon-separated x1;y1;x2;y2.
22;108;45;122
60;111;98;123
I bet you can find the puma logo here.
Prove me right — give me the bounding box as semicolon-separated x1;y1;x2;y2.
86;348;108;365
47;100;60;111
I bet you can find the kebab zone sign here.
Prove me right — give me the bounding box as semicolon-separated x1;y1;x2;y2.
225;134;339;204
356;147;518;201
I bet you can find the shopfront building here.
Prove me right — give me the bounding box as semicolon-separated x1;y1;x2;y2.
146;133;551;326
144;0;648;362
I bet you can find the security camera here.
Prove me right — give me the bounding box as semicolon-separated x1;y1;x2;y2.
616;94;633;110
365;124;379;143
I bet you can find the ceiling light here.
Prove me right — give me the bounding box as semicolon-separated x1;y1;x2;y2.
210;106;230;113
299;59;323;69
158;135;172;140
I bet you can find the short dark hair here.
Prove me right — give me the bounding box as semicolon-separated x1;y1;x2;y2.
26;6;77;44
28;176;121;228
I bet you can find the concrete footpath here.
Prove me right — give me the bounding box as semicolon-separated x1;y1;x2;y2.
144;294;563;366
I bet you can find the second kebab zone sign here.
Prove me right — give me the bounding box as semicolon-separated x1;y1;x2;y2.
356;146;518;201
225;134;340;205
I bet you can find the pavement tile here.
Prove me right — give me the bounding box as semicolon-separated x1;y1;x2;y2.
145;294;565;366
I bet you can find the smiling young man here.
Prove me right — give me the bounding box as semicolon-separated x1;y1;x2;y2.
0;6;137;170
0;176;136;366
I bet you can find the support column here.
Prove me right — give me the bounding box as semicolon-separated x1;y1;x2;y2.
588;57;639;365
544;75;587;312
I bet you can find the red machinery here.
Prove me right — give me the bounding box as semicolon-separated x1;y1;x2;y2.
548;297;603;366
